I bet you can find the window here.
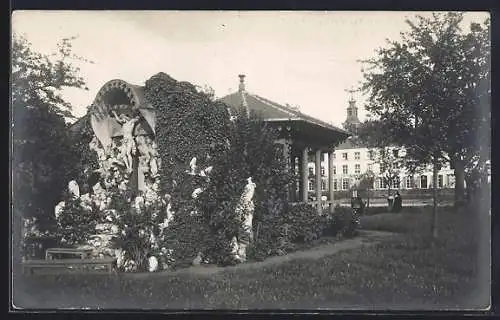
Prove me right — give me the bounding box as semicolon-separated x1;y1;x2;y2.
342;165;348;175
342;152;348;160
331;153;336;160
379;163;385;173
308;181;314;191
438;175;443;188
392;177;400;189
447;174;455;188
321;167;326;177
333;165;337;175
355;164;361;174
342;178;350;190
393;149;399;158
321;180;326;191
354;152;360;160
368;150;375;160
420;175;428;189
308;167;314;176
334;179;338;190
405;176;412;189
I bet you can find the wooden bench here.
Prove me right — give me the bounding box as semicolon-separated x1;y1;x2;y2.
22;258;117;276
45;248;93;260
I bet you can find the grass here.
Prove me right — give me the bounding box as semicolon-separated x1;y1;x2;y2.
13;205;489;310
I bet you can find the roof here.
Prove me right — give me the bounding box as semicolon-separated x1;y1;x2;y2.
219;91;349;136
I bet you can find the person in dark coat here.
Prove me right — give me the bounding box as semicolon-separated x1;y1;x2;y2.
393;191;402;213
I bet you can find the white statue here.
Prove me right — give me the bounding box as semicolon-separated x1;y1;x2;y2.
188;157;197;175
135;136;152;162
199;166;213;177
241;177;256;205
135;195;145;212
191;187;203;199
55;201;66;219
148;256;159;272
230;236;241;261
233;177;257;262
150;157;159;177
89;136;107;162
113;111;139;173
68;180;80;198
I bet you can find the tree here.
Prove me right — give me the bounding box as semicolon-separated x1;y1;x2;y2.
372;147;405;198
11;33;91;261
359;12;490;237
358;169;375;207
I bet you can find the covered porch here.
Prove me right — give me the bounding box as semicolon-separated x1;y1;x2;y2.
220;75;350;214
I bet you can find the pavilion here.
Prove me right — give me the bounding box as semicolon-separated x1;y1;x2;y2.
219;75;350;214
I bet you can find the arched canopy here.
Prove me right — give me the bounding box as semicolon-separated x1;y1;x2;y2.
92;79;146;110
88;79;155;149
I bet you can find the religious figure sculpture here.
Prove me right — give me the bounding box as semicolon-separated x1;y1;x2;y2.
233;177;257;262
89;136;107;162
188;157;197;175
68;180;80;198
112;111;139;173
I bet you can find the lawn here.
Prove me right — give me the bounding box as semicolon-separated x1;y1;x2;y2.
13;205;490;310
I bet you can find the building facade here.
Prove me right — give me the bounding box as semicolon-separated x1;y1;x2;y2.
306;97;459;194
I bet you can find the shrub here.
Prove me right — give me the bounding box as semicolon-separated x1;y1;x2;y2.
323;205;359;238
56;195;101;247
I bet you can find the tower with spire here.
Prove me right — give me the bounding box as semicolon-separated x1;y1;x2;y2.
342;87;361;135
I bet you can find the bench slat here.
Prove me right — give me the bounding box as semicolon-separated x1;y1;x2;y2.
24;258;116;265
46;248;93;252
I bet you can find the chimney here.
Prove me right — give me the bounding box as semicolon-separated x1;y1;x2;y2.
238;74;246;92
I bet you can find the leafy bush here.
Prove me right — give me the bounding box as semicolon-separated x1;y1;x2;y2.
323;205;359;238
56;195;101;247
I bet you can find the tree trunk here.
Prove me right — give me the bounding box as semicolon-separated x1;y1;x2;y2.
367;188;370;208
431;158;439;238
453;158;466;207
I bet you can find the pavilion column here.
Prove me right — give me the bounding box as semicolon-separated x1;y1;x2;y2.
282;140;292;201
301;147;309;203
328;149;335;214
315;149;322;214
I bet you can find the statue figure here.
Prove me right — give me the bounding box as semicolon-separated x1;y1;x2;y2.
55;201;66;219
188;157;197;175
112;111;139;173
199;166;213;177
150;157;159;177
135;136;153;164
68;180;80;198
89;136;107;162
233;177;257;262
191;187;203;199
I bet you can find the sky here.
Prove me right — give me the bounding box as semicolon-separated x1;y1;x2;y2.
12;11;489;126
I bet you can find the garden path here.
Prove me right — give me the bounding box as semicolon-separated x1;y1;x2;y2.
125;230;398;279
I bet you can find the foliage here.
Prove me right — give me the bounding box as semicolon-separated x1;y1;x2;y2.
56;195;100;247
324;205;359;238
358;13;490;206
144;72;235;266
69;114;99;194
12;33;91;119
248;203;325;260
12;34;91;262
110;187;170;272
199;107;295;264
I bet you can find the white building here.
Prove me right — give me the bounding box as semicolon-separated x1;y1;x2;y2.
306;98;458;193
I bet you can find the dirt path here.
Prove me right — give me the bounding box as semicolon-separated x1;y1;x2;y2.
125;230;397;279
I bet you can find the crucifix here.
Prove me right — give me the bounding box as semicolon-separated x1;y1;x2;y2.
344;86;359;102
